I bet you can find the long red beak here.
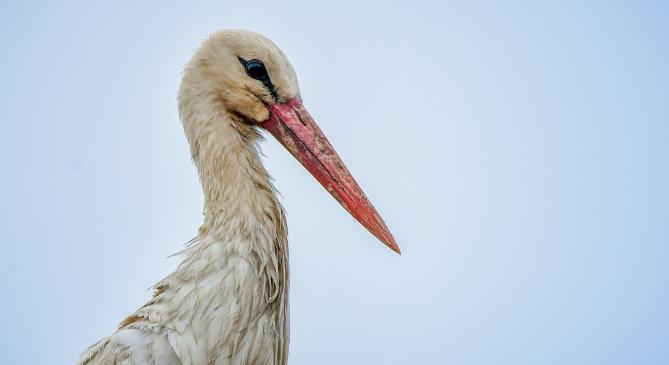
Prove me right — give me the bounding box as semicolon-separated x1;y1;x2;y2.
263;98;400;254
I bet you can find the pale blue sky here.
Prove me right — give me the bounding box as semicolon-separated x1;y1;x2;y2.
1;1;668;364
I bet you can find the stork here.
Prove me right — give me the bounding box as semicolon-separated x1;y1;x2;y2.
76;29;399;365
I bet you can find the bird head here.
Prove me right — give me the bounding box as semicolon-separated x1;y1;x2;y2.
179;29;399;254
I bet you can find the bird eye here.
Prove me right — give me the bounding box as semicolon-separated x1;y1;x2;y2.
238;57;277;100
244;60;269;81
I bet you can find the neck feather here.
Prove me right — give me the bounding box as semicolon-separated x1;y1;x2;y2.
179;79;287;242
178;82;290;363
194;117;283;241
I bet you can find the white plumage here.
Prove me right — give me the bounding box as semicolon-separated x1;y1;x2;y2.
78;30;290;365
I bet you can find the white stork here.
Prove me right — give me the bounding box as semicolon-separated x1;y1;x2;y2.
76;29;399;365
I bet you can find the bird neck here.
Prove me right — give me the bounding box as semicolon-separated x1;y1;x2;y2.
177;78;290;279
178;78;286;242
177;87;290;360
197;123;285;243
198;126;285;249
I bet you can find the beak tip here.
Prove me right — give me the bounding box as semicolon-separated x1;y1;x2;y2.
384;237;401;255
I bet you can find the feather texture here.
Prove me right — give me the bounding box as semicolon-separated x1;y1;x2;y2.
77;30;294;365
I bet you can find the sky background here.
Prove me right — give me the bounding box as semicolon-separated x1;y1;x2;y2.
1;1;668;364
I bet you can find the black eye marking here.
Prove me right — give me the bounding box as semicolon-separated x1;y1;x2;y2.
238;57;278;101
